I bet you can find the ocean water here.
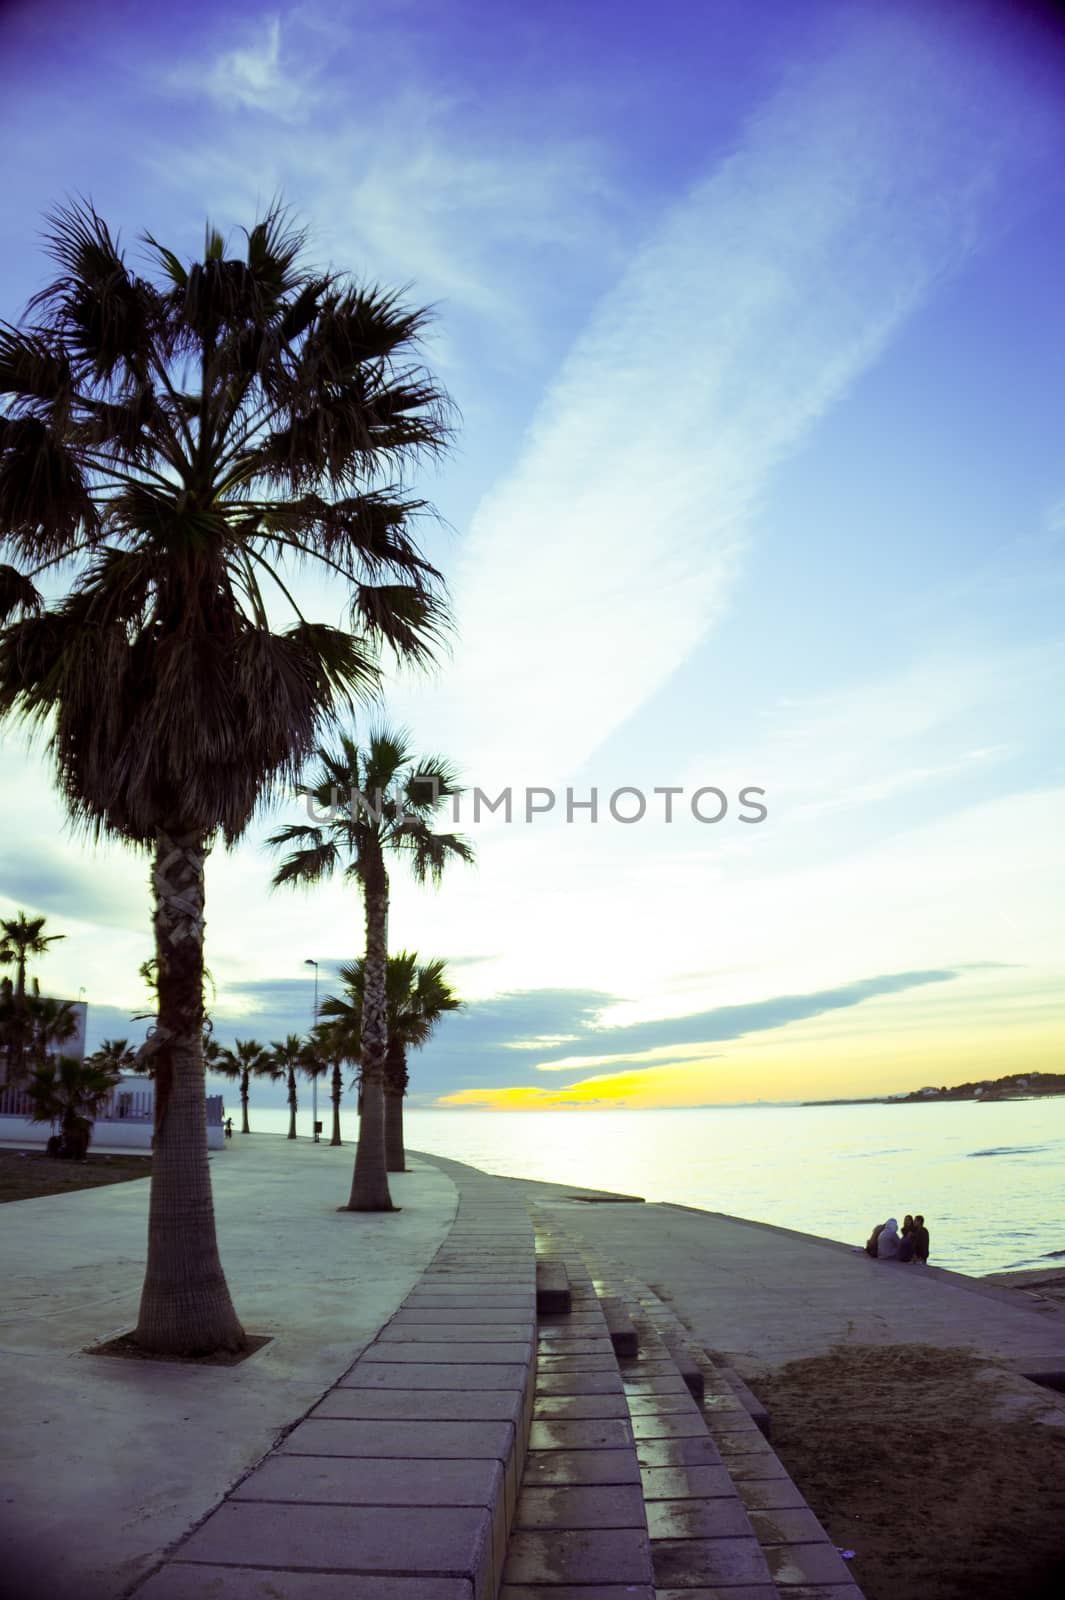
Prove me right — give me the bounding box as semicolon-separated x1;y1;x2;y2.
236;1099;1065;1277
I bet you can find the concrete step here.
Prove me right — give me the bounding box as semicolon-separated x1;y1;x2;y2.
535;1257;571;1315
532;1214;868;1599
599;1295;639;1358
719;1363;772;1440
502;1223;654;1598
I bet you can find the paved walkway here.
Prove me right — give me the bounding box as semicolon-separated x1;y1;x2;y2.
0;1135;456;1600
2;1141;1063;1600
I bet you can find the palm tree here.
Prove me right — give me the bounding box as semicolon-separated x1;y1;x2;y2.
310;1020;350;1146
0;203;452;1354
269;1033;305;1139
217;1038;278;1134
321;952;460;1171
89;1037;138;1074
269;729;473;1210
25;1054;120;1158
0;911;65;1080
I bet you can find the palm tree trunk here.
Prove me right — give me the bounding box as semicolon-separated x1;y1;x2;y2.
384;1037;406;1172
240;1069;250;1133
135;828;245;1355
346;862;395;1210
287;1067;297;1139
330;1062;343;1145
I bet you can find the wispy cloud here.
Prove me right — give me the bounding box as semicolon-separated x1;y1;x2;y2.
171;13;316;122
414;4;1063;781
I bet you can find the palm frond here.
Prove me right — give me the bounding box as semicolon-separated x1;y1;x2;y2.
271;838;340;889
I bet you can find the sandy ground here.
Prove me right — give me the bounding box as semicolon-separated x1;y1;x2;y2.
754;1343;1065;1600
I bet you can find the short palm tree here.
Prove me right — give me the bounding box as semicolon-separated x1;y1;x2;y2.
269;1033;305;1139
321;951;460;1172
0;911;65;1080
217;1038;279;1134
269;729;473;1210
0;204;452;1354
90;1037;139;1074
26;1053;120;1158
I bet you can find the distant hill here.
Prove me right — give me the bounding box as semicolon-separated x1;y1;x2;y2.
804;1070;1065;1108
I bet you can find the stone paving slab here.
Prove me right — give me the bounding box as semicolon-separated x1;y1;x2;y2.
231;1453;503;1506
655;1588;777;1600
342;1360;529;1389
734;1476;810;1510
748;1507;832;1544
522;1448;642;1485
764;1542;856;1586
536;1353;618;1372
313;1387;525;1422
379;1321;535;1342
514;1484;647;1529
504;1528;652;1586
136;1570;475;1600
634;1436;724;1468
640;1463;737;1500
279;1417;515;1459
393;1308;538;1325
651;1535;773;1588
533;1394;631;1419
500;1588;654;1600
645;1496;758;1540
177;1501;493;1579
528;1419;633;1451
630;1412;710;1440
536;1370;625;1396
362;1340;533;1364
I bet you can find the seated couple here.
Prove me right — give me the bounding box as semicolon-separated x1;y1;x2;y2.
865;1214;929;1263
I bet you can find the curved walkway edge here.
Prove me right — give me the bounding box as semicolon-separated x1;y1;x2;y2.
133;1156;537;1600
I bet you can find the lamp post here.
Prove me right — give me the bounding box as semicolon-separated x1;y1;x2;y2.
304;959;319;1142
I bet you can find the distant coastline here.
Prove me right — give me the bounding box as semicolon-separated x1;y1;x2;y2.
803;1070;1065;1108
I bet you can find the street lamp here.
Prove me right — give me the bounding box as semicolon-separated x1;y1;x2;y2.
304;959;319;1142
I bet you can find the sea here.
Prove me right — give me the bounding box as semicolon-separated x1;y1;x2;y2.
238;1099;1065;1278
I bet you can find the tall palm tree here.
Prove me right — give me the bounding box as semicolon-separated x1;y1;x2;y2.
26;1053;120;1158
310;1020;350;1146
269;729;473;1210
0;203;451;1354
217;1038;278;1134
321;952;460;1172
269;1033;305;1139
0;911;65;1080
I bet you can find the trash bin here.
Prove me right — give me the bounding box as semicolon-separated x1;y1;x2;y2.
313;1120;323;1142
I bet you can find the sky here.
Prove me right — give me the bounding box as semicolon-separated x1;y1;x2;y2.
1;0;1063;1111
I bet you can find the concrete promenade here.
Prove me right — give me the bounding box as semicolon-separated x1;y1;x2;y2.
2;1136;1064;1600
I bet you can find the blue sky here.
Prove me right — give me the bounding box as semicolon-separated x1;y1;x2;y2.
2;0;1064;1108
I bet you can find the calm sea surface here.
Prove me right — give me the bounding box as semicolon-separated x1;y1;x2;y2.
241;1100;1064;1277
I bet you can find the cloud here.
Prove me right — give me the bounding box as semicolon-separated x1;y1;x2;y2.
407;3;1064;782
172;13;316;122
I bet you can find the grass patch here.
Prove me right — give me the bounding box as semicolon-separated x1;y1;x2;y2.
754;1342;1065;1600
0;1146;151;1202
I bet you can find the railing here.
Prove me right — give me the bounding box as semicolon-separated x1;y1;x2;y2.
1;1085;222;1125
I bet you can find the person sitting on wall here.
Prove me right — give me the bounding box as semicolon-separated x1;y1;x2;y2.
864;1220;886;1257
877;1217;901;1259
897;1215;917;1263
912;1214;930;1263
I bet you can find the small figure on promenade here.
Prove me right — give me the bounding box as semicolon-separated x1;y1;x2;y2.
896;1215;916;1263
877;1217;901;1259
912;1214;930;1263
864;1220;886;1257
224;1116;233;1140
